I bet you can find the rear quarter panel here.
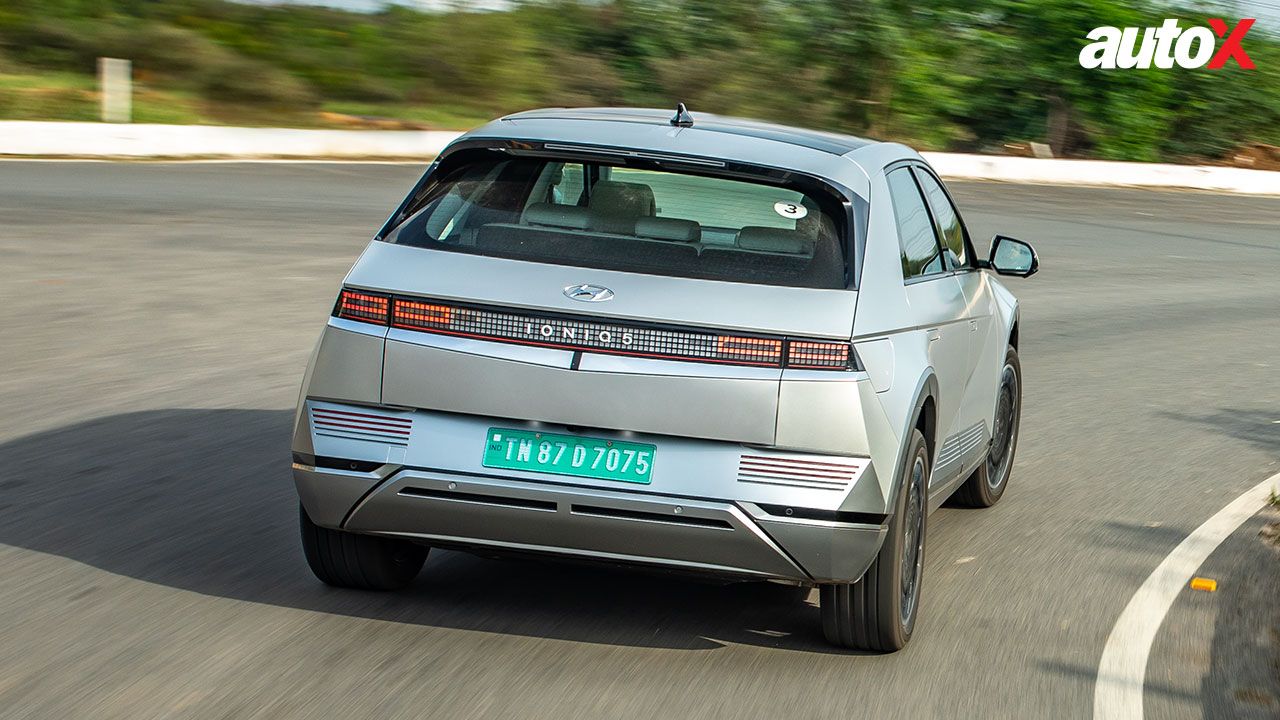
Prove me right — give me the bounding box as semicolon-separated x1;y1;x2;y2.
846;149;938;507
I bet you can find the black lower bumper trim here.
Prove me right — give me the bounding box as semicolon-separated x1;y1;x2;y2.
398;486;557;512
756;503;887;525
293;453;384;473
570;504;733;529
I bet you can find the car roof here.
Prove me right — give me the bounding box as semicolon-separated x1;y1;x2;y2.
496;107;875;156
454;107;917;200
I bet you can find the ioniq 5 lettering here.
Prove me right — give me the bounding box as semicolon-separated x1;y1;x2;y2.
291;106;1038;651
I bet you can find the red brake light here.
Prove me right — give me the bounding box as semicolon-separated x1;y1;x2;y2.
335;289;389;325
392;298;454;329
716;335;783;365
787;341;853;369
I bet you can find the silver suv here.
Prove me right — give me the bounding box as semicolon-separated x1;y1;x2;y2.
291;106;1037;651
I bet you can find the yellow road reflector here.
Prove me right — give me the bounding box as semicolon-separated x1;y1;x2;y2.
1190;577;1218;592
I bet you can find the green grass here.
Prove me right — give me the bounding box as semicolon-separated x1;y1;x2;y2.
0;71;208;124
0;71;95;91
0;71;98;121
319;101;492;130
0;70;489;129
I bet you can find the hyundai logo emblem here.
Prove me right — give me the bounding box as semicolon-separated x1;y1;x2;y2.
563;284;615;302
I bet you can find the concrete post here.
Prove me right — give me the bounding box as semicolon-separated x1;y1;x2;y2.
98;57;132;123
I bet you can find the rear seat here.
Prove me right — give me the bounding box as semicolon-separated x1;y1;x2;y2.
474;203;699;273
697;226;842;288
476;203;839;286
734;226;814;254
635;217;701;244
523;202;592;230
520;204;700;244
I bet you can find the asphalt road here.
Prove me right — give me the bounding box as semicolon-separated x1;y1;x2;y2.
1;162;1278;720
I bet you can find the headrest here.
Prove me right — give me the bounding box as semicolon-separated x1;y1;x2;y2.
587;181;655;234
522;202;591;230
589;181;656;217
736;226;812;254
635;217;700;243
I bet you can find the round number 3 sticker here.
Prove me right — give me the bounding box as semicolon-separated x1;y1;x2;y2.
774;201;807;219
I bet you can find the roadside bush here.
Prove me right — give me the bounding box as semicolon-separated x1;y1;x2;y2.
297;65;402;103
542;51;626;107
200;55;318;108
0;46;19;72
95;22;232;79
1161;43;1280;160
400;11;550;112
0;17;106;70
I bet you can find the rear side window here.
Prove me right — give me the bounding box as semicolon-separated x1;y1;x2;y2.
913;169;968;269
386;153;849;289
886;168;944;279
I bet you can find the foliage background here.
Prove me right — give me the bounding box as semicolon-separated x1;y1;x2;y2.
0;0;1276;161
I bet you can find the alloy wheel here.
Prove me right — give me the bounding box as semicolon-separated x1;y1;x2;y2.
900;454;926;627
986;363;1020;490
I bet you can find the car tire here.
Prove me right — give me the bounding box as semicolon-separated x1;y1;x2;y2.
952;346;1022;508
299;505;426;590
820;428;929;652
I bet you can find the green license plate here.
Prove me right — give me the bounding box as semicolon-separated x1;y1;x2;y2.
482;428;655;484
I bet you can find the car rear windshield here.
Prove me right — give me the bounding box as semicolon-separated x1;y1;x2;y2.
385;152;849;289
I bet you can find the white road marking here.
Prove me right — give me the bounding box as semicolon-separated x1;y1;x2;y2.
1093;471;1280;719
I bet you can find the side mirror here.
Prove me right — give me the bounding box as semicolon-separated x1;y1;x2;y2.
986;235;1038;277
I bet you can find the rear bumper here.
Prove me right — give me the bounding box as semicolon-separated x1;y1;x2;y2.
294;464;887;583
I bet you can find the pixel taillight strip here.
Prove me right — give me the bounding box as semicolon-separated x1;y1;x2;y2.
788;340;850;369
717;336;783;365
334;289;857;370
335;290;389;325
393;298;453;328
